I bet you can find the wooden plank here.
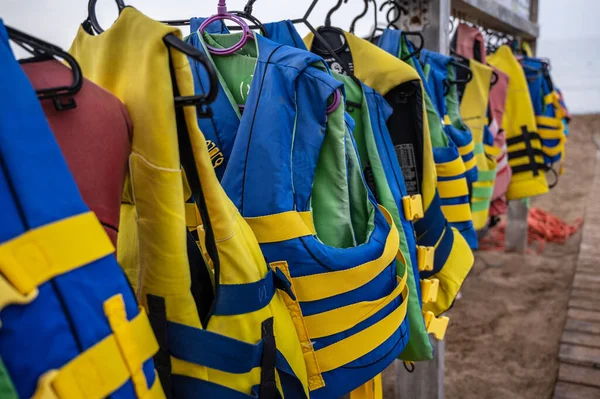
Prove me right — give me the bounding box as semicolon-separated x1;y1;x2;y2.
570;288;600;302
568;309;600;323
569;297;599;311
559;344;600;367
561;331;600;348
558;363;600;388
572;278;600;291
554;381;600;399
565;319;600;335
574;273;600;283
396;339;444;399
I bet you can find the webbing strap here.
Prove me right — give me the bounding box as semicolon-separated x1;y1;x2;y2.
304;252;407;339
167;322;263;374
291;206;399;302
471;199;492;213
0;272;38;314
484;144;501;158
441;203;472;223
463;157;477;172
349;374;383;399
245;211;315;243
473;142;485;155
314;284;409;373
147;295;173;399
259;318;280;398
0;212;115;295
436;157;466;177
536;115;562;130
32;307;160;399
471;185;494;199
506;130;541;147
437;180;469;199
215;270;277;316
477;170;496;182
538;126;564;140
458;141;475;156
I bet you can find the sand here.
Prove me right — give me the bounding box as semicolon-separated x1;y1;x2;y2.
444;114;600;399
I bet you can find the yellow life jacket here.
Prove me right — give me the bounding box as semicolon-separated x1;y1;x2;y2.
488;46;549;200
70;7;309;397
459;59;496;230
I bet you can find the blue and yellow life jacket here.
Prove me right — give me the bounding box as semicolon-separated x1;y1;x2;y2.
376;29;474;316
188;27;409;398
259;19;435;363
71;8;309;398
0;19;162;399
523;57;567;177
420;49;478;249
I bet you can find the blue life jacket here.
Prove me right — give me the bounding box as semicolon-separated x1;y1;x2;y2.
0;20;160;399
420;49;478;248
187;28;409;398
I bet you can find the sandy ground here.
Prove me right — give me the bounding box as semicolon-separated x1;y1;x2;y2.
444;114;600;399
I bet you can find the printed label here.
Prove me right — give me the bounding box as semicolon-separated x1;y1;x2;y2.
395;144;420;196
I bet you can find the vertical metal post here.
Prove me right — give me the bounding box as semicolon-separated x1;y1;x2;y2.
396;339;445;399
422;0;452;55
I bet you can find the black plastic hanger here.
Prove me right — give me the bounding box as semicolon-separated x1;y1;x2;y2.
7;25;82;111
325;0;348;27
349;0;370;34
379;1;424;61
444;59;473;95
85;0;218;114
291;0;357;79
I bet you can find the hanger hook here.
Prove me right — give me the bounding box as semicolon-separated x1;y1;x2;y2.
87;0;126;34
350;0;370;34
325;0;348;27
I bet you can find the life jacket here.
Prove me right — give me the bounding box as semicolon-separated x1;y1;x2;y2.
459;58;497;230
188;27;409;398
420;49;479;249
71;8;310;398
523;57;567;180
345;29;474;317
21;59;132;248
488;46;549;200
453;22;512;219
259;20;435;363
487;68;511;218
0;19;162;399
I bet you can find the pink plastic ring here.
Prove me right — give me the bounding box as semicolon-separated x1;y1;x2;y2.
326;89;341;114
199;14;254;56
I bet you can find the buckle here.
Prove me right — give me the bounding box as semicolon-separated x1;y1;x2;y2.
402;195;424;221
423;311;449;340
32;370;60;399
417;246;434;272
420;278;439;304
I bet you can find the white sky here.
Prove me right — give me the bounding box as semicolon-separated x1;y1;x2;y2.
1;0;598;52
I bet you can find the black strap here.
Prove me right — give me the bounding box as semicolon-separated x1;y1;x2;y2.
167;49;221;327
506;126;542;176
186;229;214;325
147;295;172;399
508;148;546;161
259;318;281;399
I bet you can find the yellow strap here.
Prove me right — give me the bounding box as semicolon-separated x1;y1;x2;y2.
185;203;201;230
536;115;563;130
458;141;475;156
420;278;439;304
32;306;160;399
270;261;325;391
417;246;434;272
484;144;502;158
538;127;565;140
443;115;452;125
402;194;424;221
436;157;466;177
349;374;383;399
423;311;449;340
315;284;409;373
305;251;407;339
292;206;398;302
437;180;469;199
245;211;315;244
0;273;38;319
0;212;115;295
441;203;473;223
463;157;477;172
104;295;155;398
